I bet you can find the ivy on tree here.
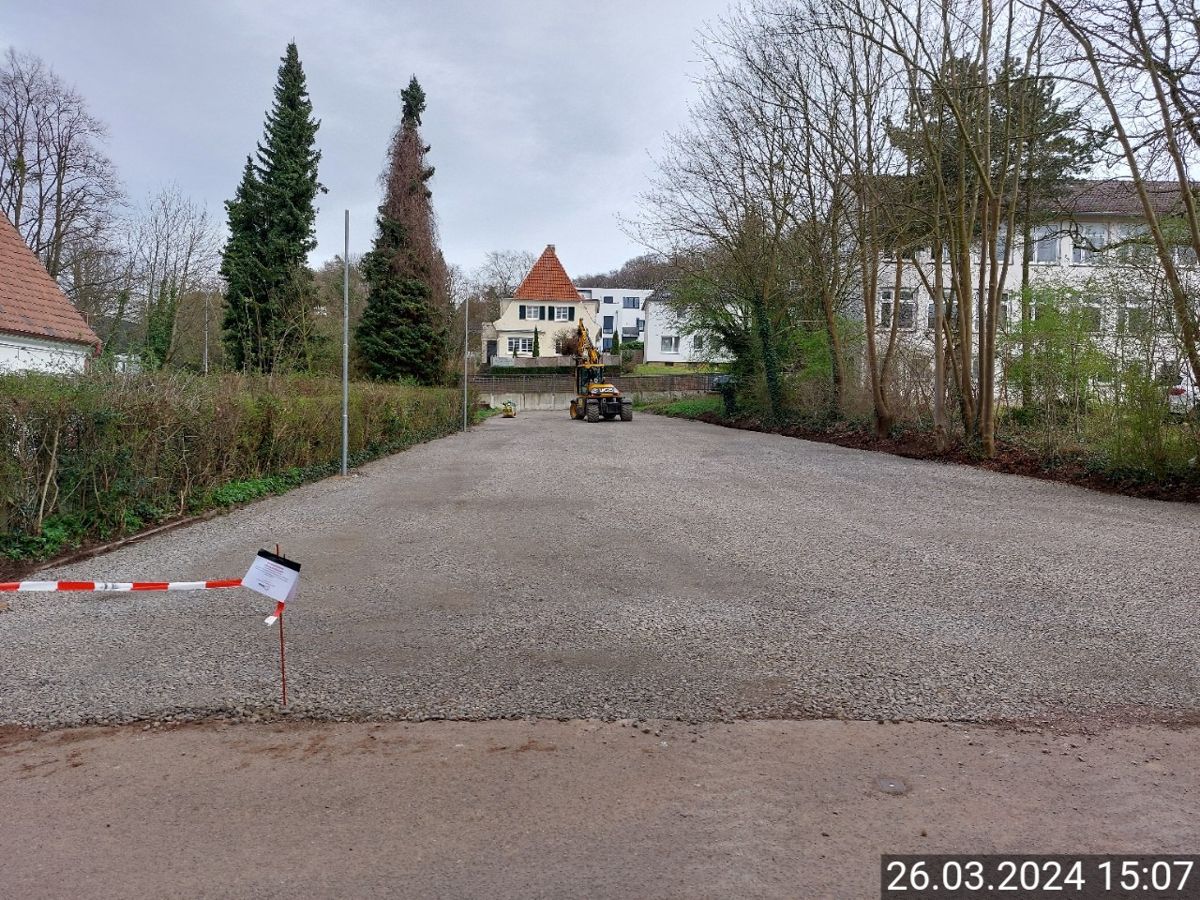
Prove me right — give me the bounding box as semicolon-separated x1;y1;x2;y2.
356;76;450;384
220;42;323;373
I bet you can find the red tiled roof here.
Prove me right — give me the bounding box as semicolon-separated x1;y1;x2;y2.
513;245;582;301
1058;179;1193;217
0;213;100;348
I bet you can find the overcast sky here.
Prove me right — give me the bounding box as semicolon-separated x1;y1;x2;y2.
0;0;732;278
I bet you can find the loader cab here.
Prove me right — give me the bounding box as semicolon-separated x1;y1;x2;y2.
576;364;605;394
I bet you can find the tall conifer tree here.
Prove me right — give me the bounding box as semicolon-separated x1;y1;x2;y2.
220;42;322;372
356;76;449;384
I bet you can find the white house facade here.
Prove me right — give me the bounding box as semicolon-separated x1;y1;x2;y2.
0;332;93;374
643;296;731;365
866;179;1196;389
576;287;652;351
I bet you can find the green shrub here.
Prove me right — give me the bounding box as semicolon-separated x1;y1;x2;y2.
0;371;468;562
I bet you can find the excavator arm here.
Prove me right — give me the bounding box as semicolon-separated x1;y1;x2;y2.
574;319;601;366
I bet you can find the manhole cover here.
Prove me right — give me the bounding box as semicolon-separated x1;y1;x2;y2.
876;776;909;795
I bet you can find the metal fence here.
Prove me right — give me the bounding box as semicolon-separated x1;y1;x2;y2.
469;373;721;394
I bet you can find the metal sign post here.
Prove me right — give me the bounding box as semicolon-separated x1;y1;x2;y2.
342;210;350;477
463;294;469;431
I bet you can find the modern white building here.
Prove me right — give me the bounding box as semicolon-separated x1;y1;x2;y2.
481;245;602;363
576;287;652;351
0;212;100;373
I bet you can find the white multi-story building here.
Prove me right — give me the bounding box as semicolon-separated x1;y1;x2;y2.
576;287;652;352
868;178;1195;387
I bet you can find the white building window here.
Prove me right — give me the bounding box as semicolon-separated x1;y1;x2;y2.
661;335;680;353
927;289;958;330
1030;228;1059;264
1118;304;1149;336
1114;225;1157;262
879;289;915;329
1072;225;1106;264
507;337;533;354
520;305;544;320
554;306;571;321
693;334;704;350
623;296;640;309
603;295;615;304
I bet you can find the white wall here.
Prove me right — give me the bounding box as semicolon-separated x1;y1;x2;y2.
643;299;729;364
0;333;92;374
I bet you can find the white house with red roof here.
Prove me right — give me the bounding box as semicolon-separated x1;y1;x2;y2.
0;213;100;373
481;244;602;363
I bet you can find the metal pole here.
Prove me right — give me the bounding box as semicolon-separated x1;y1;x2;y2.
341;210;350;477
463;293;469;431
203;293;209;375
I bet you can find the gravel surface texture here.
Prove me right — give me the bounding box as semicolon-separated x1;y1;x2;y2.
1;411;1196;727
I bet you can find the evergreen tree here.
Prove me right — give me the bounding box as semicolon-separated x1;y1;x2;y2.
356;76;449;383
220;157;264;371
532;327;541;357
610;331;621;356
220;43;322;372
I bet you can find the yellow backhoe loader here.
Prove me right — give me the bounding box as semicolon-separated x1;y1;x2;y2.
568;320;633;423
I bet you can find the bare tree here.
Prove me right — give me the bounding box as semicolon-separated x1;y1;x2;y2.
635;7;828;422
119;186;220;368
0;48;123;288
831;0;1068;453
1044;0;1200;391
474;250;537;300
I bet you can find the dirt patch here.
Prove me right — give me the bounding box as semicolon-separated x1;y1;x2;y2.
1;718;1196;899
683;410;1200;503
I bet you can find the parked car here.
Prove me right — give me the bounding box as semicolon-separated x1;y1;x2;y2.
1167;380;1200;418
707;373;736;393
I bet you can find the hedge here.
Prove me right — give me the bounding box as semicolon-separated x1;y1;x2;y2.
0;371;468;563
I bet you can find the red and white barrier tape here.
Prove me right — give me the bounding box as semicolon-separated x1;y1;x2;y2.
0;577;286;626
0;579;243;592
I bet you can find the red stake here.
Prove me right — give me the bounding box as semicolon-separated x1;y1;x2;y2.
276;543;288;707
278;607;288;707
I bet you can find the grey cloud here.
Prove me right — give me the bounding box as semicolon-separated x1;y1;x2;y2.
2;0;729;274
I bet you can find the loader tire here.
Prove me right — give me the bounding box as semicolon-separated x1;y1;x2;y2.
585;401;600;423
620;402;633;421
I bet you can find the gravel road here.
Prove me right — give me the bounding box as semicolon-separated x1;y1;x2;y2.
2;411;1197;727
